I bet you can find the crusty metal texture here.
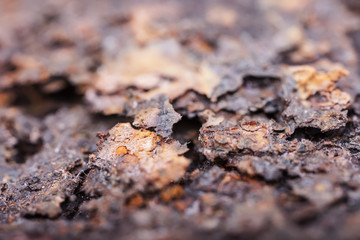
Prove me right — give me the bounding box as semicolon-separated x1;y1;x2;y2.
2;0;360;240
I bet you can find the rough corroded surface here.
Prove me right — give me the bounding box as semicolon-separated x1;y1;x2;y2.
283;65;351;133
200;120;275;160
93;122;189;190
3;0;360;240
130;95;181;137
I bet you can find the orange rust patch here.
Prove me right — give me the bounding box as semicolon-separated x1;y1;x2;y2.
116;146;128;155
290;65;349;100
161;185;184;202
128;194;144;208
96;123;189;190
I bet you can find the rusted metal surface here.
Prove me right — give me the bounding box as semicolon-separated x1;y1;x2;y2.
2;0;360;239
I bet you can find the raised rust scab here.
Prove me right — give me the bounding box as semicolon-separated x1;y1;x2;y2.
240;120;267;132
94;123;190;190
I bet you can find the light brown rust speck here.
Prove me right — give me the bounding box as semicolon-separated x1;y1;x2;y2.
290;65;349;100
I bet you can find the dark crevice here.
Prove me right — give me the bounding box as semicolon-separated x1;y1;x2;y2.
287;127;322;141
185;144;212;172
11;76;82;117
60;168;97;220
172;90;210;118
12;139;43;164
247;105;285;123
23;213;58;220
216;75;282;100
287;125;350;142
92;113;133;128
214;157;239;172
214;75;285;120
296;195;349;227
276;46;299;65
242;75;281;89
276;46;329;65
2;119;44;164
171;116;209;172
226;149;283;159
1;62;18;74
212;152;302;185
350;95;360;116
228;164;299;185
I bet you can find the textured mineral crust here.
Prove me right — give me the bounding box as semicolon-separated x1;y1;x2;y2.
93;122;189;190
2;0;360;240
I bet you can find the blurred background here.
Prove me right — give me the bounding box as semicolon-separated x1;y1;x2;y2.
1;0;360;116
